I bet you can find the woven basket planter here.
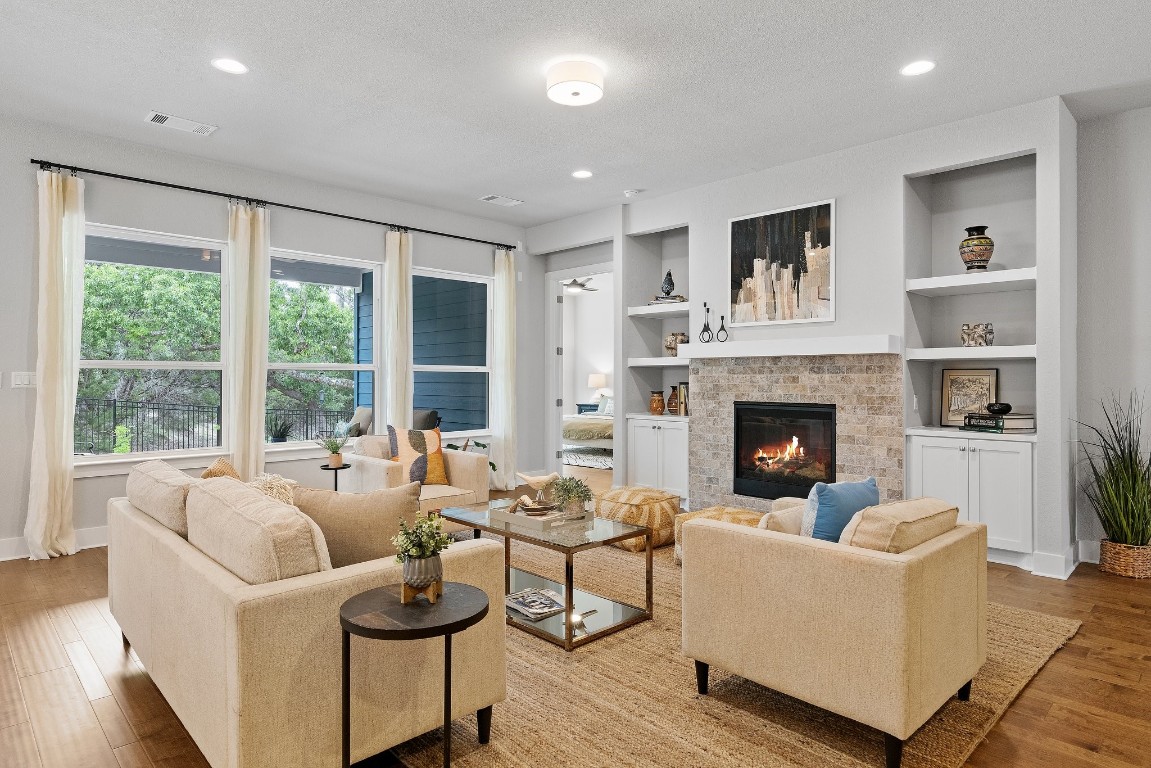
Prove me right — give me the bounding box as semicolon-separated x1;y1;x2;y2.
1099;539;1151;579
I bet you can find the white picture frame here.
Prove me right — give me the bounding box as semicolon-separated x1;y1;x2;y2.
729;199;835;327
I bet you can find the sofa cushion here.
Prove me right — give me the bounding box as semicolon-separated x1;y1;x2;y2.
187;477;332;584
387;426;449;485
809;477;880;543
201;456;241;480
757;504;804;535
126;460;197;538
355;435;392;459
840;497;960;553
294;483;421;567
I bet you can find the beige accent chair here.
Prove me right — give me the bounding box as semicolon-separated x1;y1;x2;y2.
344;435;490;513
680;515;986;768
108;488;506;768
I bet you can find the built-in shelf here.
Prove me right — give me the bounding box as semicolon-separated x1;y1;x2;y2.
904;344;1036;361
688;334;902;360
905;267;1037;297
905;426;1038;443
625;412;689;422
627;303;690;319
627;357;690;368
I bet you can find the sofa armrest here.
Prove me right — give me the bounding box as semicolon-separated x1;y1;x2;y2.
224;538;506;766
344;452;402;492
443;448;489;503
681;519;985;739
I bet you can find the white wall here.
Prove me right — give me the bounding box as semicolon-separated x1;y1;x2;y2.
1076;105;1151;549
0;113;539;551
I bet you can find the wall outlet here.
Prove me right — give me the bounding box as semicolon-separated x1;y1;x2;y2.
12;372;36;388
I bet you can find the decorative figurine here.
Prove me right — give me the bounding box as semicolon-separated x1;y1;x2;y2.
960;322;995;347
716;315;729;342
664;331;689;357
699;303;714;343
661;270;675;297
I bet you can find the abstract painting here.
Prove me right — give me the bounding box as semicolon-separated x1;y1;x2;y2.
730;199;834;326
940;368;999;427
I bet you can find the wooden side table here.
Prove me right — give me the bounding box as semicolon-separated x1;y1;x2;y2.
339;582;490;768
321;462;351;491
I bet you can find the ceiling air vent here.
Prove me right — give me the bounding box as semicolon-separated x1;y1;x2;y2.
146;111;218;136
478;194;524;207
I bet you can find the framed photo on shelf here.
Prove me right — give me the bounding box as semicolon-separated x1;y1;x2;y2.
940;368;999;427
729;199;834;326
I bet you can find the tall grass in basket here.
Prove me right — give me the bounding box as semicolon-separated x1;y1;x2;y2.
1079;393;1151;547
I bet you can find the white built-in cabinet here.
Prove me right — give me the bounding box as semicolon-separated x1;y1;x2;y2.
626;416;688;502
907;434;1033;554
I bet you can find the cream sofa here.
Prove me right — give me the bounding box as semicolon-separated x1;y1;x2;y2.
344;436;490;513
681;514;986;768
108;476;506;768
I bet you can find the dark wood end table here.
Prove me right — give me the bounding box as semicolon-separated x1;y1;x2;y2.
339;582;490;768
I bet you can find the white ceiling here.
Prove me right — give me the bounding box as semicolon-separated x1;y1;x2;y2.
1;0;1149;228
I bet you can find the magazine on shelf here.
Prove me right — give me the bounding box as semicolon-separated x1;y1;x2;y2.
505;587;566;621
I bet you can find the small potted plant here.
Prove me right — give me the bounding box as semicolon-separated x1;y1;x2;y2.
315;431;350;468
1079;393;1151;578
267;417;293;443
392;516;452;601
552;476;594;519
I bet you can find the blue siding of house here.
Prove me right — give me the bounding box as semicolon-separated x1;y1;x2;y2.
354;273;373;408
412;275;488;431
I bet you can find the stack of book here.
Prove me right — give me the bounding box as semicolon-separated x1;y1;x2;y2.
505;588;565;621
648;294;688;305
961;412;1035;433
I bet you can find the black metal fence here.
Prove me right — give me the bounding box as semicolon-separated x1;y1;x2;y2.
74;399;353;454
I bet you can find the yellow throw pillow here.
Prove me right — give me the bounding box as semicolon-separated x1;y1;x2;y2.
202;457;240;480
386;426;449;486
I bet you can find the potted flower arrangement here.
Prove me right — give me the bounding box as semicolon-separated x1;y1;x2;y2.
551;476;594;519
392;516;452;597
1080;393;1151;578
314;431;350;468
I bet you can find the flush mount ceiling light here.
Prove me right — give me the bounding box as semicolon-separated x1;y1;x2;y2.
547;60;604;106
211;58;249;74
900;60;936;76
571;169;593;179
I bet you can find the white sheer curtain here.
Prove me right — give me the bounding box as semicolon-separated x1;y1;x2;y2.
24;170;85;559
383;229;413;429
490;248;517;490
226;202;270;481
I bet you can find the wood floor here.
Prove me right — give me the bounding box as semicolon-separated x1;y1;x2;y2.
1;544;1149;767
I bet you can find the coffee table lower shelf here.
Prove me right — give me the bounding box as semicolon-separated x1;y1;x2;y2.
505;567;650;650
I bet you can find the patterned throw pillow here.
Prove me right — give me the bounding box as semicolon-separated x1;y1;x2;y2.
387;426;449;486
248;473;299;505
202;457;241;480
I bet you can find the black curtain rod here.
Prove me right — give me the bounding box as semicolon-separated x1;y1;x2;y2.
29;158;517;251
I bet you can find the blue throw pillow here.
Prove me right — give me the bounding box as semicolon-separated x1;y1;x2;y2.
810;477;879;543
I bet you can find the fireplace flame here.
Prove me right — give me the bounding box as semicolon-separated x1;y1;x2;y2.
755;436;806;467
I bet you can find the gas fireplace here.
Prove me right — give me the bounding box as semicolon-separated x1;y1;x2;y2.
733;401;836;500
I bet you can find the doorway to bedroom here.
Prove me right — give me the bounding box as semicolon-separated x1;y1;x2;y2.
548;268;615;496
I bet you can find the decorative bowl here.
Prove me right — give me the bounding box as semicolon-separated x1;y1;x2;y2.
986;402;1012;415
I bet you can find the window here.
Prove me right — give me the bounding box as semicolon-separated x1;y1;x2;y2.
266;251;379;442
412;270;491;434
76;226;225;455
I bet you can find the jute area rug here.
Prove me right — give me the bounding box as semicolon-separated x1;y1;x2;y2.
395;541;1080;768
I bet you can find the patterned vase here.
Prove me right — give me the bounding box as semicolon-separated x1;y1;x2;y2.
667;386;680;414
649;390;666;416
403;554;443;589
959;226;995;270
661;270;675;297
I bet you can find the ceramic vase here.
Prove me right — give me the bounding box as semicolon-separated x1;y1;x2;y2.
667;386;680;414
959;226;995;270
402;554;443;589
649;390;666;415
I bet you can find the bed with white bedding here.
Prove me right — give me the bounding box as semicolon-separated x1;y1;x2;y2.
561;412;614;449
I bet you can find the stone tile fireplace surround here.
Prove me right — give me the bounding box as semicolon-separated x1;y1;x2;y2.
688;353;904;513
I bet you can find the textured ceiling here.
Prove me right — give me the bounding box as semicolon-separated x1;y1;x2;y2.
1;0;1149;227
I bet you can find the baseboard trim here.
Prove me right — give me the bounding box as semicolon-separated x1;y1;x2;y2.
1077;539;1100;564
516;468;549;480
1031;546;1077;580
987;549;1033;572
0;525;109;562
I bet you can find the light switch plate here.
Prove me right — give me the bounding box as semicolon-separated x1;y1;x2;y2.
12;372;36;388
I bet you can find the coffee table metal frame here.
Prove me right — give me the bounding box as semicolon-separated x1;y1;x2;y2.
440;506;653;651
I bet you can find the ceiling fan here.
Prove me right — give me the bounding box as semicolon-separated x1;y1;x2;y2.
563;277;598;293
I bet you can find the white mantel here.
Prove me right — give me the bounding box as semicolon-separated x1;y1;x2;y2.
685;334;902;360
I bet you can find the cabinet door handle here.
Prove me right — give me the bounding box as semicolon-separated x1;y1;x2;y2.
959;446;967;452
651;425;656;430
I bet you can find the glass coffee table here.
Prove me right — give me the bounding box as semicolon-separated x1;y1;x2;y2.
440;501;653;651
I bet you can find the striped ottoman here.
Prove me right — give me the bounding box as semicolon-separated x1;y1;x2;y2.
594;487;680;552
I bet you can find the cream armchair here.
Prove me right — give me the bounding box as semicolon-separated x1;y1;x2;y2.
680;517;987;768
344;436;490;513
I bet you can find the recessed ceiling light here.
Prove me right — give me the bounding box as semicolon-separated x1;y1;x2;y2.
547;60;604;106
572;170;593;179
211;58;249;75
900;60;935;77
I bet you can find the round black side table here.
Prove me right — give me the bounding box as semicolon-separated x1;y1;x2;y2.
320;462;351;491
339;582;490;768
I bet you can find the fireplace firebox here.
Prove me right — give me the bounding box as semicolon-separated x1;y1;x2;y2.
733;402;836;500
